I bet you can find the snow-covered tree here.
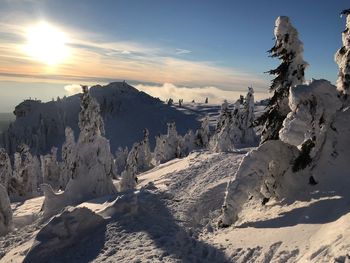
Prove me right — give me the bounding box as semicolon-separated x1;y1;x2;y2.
195;116;210;148
153;122;181;164
41;147;61;191
60;127;76;189
11;144;40;199
0;149;12;191
259;16;307;143
240;87;257;145
335;9;350;97
0;184;12;236
180;129;196;156
78;85;105;141
210;102;242;152
42;86;117;218
167;98;174;106
219;79;342;227
115;146;128;176
119;148;137;192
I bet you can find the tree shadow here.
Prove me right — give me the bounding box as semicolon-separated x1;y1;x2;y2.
239;196;350;229
107;190;232;262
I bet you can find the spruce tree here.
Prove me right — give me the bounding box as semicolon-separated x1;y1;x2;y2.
259;16;307;143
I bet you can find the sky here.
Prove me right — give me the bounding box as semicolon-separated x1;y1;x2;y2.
0;0;349;112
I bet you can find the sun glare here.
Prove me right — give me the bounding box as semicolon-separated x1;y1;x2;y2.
24;22;69;66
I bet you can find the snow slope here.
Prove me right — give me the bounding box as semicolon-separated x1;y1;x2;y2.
2;148;349;262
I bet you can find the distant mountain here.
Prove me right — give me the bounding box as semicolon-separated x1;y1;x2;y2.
0;82;200;157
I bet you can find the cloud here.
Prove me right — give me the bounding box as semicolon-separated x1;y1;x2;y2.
135;83;268;104
175;49;191;55
0;19;269;94
64;84;82;95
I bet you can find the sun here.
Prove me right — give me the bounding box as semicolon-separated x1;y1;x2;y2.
24;22;69;66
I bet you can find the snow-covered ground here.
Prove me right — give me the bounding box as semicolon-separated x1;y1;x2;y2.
1;148;349;262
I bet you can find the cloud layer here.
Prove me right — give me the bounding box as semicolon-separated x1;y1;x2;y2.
135;83;268;104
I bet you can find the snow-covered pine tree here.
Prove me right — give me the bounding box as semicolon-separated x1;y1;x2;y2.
240;87;257;145
41;86;117;217
0;184;12;236
179;129;196;156
259;16;307;143
195;116;210;148
78;85;105;142
153;122;181;164
60;127;76;189
335;9;350;97
216;100;230;131
0;149;12;191
11;144;40;199
41;147;61;191
210;101;237;152
119;145;138;192
115;146;128;177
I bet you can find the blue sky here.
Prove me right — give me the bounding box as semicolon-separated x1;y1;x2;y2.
0;0;349;111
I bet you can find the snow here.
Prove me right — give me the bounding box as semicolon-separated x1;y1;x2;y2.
1;136;350;262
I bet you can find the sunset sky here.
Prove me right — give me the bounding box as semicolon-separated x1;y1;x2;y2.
0;0;349;112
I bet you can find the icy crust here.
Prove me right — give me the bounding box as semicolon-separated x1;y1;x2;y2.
0;184;12;236
335;13;350;94
280;79;341;148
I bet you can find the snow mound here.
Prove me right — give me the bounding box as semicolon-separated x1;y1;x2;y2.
24;207;105;263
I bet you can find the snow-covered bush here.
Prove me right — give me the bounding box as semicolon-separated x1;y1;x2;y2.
0;148;12;191
42;86;117;218
41;147;61;191
219;79;342;227
0;184;12;236
11;144;40;199
259;16;307;142
153;122;181;164
335;9;350;96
